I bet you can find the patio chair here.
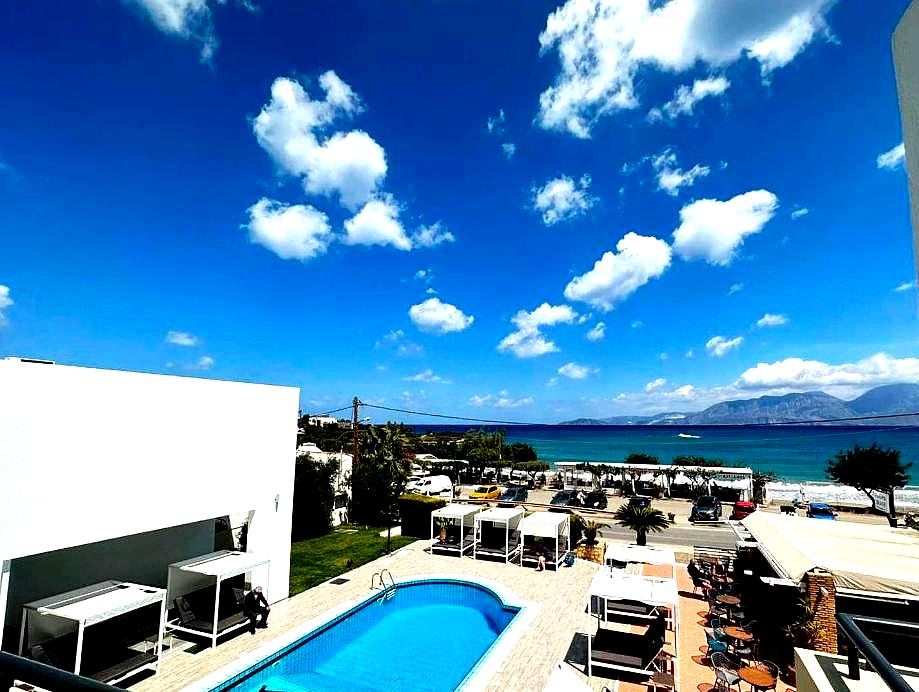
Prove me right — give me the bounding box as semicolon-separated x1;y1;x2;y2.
705;630;728;658
706;593;729;619
711;652;742;692
708;616;727;640
563;551;576;567
731;621;757;659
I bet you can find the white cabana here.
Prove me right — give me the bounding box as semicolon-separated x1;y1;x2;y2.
474;506;524;563
519;511;570;569
430;503;483;556
19;580;166;684
587;571;680;683
605;544;676;570
166;550;270;648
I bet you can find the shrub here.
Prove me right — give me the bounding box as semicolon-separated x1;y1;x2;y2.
398;493;447;538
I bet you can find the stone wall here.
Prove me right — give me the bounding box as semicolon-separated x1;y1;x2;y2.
804;570;837;654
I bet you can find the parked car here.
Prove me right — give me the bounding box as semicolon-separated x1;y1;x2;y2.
469;484;501;500
730;500;756;520
583;490;608;509
807;502;837;520
411;475;453;498
499;486;528;503
627;495;652;510
690;495;722;522
550;490;581;508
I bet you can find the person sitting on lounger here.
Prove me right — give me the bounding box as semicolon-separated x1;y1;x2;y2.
537;552;546;572
244;586;270;634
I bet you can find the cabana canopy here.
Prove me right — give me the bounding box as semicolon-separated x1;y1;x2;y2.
474;506;524;563
519;511;570;568
589;572;679;609
741;511;919;598
166;550;270;647
430;503;482;556
605;544;676;568
20;580;166;683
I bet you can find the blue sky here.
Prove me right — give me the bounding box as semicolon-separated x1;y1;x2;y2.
1;0;917;423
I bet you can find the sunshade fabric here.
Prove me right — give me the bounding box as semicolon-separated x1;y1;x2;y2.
476;506;524;523
519;511;568;537
741;511;919;597
173;550;269;578
25;581;164;627
588;572;678;607
605;544;676;566
432;504;482;519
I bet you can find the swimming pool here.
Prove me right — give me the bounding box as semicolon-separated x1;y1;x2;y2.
203;579;523;692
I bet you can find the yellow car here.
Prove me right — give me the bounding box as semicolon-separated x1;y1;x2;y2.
469;485;501;499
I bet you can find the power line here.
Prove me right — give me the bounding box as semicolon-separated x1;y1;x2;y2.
309;404;353;417
360;402;544;426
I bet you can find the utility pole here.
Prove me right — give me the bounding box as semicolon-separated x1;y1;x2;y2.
352;396;360;465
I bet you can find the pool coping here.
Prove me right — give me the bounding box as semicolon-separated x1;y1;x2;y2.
179;573;539;692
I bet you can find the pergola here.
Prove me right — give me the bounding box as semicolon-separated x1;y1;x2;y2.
19;580;166;684
605;544;676;574
519;511;570;569
474;506;524;564
430;503;483;556
166;550;270;648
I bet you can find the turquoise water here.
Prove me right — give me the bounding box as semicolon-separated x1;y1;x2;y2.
211;580;518;692
414;424;919;483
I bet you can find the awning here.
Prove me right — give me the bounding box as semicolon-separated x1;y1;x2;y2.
519;511;568;538
741;511;919;598
476;506;525;524
588;572;678;608
172;550;269;578
24;581;165;628
604;544;675;566
432;503;482;519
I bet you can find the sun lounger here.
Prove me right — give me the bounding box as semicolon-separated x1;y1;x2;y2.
588;615;666;677
173;585;248;637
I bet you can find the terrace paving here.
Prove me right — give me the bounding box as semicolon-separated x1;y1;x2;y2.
130;538;793;692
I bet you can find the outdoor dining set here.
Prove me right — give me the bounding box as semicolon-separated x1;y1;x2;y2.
688;558;780;692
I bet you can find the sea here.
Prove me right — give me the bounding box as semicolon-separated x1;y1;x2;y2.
412;424;919;509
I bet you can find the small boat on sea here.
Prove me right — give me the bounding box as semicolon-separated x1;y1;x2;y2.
677;432;701;439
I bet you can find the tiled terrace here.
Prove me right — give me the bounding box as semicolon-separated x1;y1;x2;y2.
132;539;794;692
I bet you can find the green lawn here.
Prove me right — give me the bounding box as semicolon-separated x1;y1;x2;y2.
289;526;416;595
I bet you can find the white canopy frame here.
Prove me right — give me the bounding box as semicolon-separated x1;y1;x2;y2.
587;571;680;688
474;506;524;564
605;544;676;574
519;511;570;569
430;503;483;556
165;550;270;648
19;580;167;684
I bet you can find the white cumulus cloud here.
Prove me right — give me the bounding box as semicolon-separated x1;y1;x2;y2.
0;285;13;327
192;355;215;370
706;335;744;357
409;298;474;335
343;196;412;250
645;377;667;392
498;303;578;359
404;369;452;384
245;198;332;261
755;313;788;328
737;353;919;391
166;330;199;346
728;283;744;295
558;362;596;379
649;76;730;121
564;232;672;311
791;206;810;220
412;222;455;248
877;142;905;170
894;281;916;292
586;321;606;341
537;0;835;137
532;174;596;226
469;392;535;409
127;0;225;60
672;190;778;266
252;73;387;210
502;143;517;159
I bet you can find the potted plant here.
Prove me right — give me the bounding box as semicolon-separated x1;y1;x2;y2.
781;600;822;686
575;519;607;563
435;516;449;542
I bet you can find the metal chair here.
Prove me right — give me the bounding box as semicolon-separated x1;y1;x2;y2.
708;616;728;640
705;630;729;658
711;652;742;692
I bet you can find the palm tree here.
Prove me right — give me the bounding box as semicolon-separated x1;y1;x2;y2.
752;469;778;504
613;504;673;546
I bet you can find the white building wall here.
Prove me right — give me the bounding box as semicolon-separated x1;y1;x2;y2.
0;360;299;645
895;1;919;282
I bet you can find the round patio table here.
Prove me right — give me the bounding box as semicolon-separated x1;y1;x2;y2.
723;626;752;642
739;666;777;692
716;593;741;621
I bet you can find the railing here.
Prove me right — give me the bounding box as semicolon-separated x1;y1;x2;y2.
836;613;916;692
370;568;395;591
0;651;123;691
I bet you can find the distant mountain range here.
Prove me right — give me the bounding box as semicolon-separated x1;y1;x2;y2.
560;383;919;426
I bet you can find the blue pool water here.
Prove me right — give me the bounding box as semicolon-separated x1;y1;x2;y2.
210;580;519;692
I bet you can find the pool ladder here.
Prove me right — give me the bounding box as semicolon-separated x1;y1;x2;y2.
370;569;396;602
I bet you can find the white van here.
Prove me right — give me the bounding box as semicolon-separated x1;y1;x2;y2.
411;474;453;498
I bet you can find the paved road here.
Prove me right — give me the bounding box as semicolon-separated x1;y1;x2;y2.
599;521;737;550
